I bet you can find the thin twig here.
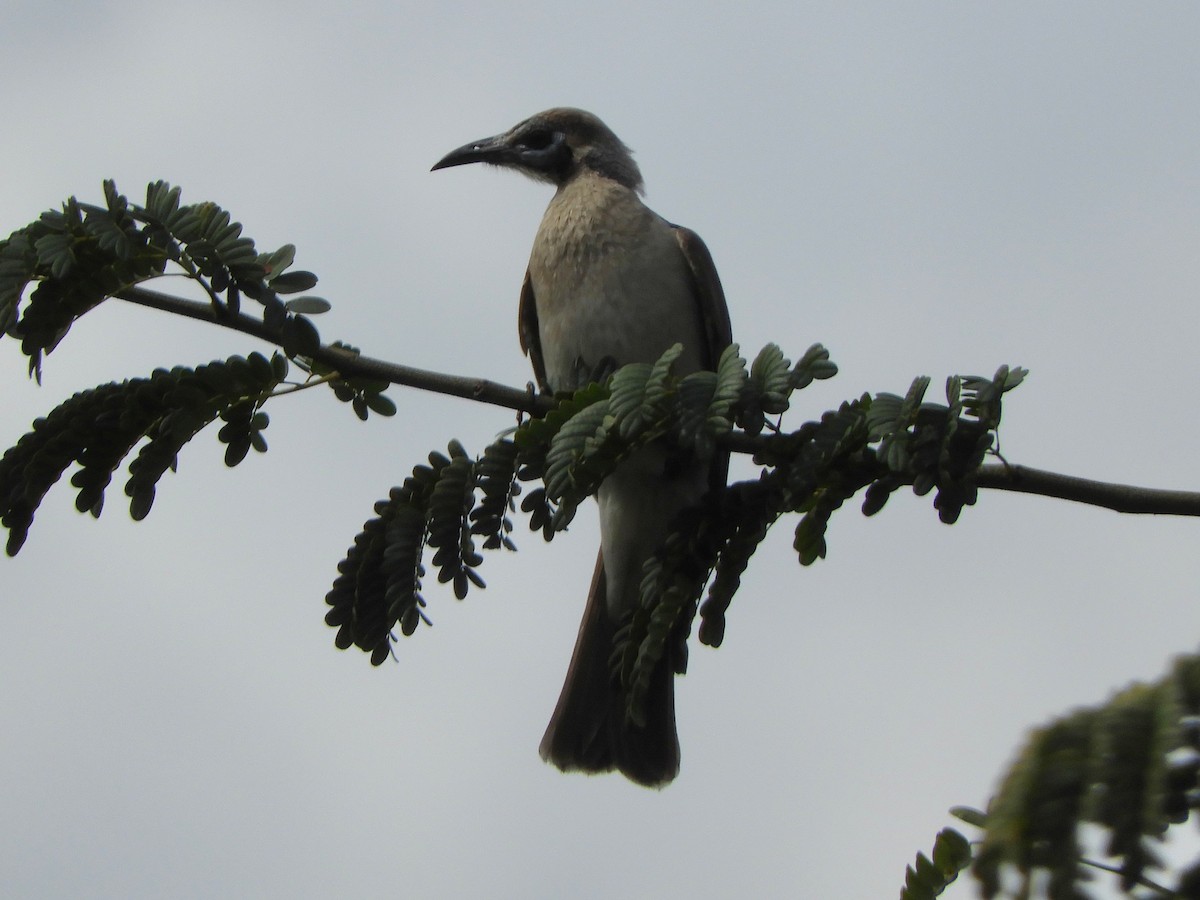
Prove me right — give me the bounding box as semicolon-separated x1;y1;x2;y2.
1078;857;1176;897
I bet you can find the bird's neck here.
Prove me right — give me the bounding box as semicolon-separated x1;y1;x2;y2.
540;173;648;253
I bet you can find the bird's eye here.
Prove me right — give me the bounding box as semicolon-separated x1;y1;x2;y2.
521;129;555;151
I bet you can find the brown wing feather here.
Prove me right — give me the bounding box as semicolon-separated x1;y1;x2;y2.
673;225;733;491
518;269;549;392
672;226;733;370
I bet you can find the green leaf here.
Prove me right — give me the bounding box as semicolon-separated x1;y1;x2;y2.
263;243;296;278
900;828;971;900
365;392;397;417
34;232;77;279
792;342;837;386
145;181;182;219
271;270;319;294
224;438;251;467
930;828;971;873
280;314;320;356
284;296;331;315
83;210;133;259
607;362;653;437
949;806;988;828
708;342;747;432
128;483;155;521
644;342;683;407
749;342;792;414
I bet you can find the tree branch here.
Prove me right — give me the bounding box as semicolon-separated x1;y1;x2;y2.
975;463;1200;516
116;285;550;414
114;285;1200;520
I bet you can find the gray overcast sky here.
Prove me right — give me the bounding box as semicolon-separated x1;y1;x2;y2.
3;3;1199;898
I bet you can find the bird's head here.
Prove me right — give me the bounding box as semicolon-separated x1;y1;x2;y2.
431;108;643;193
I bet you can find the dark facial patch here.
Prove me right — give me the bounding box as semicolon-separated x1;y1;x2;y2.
511;126;573;178
517;128;556;151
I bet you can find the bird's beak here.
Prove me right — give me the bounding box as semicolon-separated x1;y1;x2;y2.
431;133;513;171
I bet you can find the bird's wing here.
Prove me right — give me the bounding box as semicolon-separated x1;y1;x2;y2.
672;225;733;370
673;225;733;493
518;268;549;392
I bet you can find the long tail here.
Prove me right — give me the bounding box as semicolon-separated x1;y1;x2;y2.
538;553;679;788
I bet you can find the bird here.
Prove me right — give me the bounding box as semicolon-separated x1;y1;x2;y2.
432;108;731;787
